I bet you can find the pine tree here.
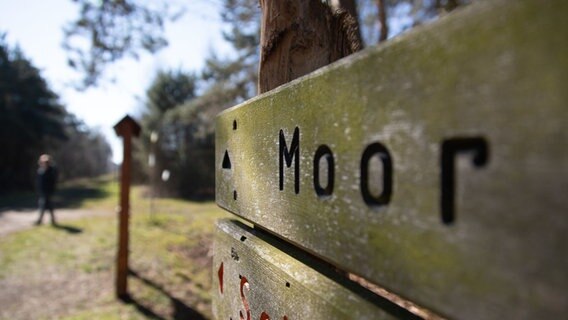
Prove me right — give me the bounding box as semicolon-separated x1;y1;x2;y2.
0;34;113;191
0;34;67;191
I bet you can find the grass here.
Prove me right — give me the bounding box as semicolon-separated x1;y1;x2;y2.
0;175;232;320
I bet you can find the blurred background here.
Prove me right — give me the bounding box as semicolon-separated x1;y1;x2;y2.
0;0;473;319
0;0;471;199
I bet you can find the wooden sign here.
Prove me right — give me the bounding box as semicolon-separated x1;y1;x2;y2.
212;220;420;320
216;1;568;319
113;115;141;299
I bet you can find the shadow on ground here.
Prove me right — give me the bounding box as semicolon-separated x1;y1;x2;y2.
53;223;83;234
0;177;112;214
124;270;207;320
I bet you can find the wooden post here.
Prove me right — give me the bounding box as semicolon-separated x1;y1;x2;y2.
258;0;361;93
113;115;141;300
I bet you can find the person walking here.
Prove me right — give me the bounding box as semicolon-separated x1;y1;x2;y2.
36;154;58;225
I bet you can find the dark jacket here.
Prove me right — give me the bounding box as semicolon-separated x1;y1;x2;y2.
37;166;57;196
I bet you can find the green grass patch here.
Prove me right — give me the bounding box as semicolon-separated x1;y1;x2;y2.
0;176;232;320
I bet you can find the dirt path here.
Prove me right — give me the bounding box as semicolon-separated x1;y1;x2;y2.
0;207;117;320
0;208;113;237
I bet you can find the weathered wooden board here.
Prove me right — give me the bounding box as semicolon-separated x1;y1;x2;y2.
216;0;568;319
212;219;418;320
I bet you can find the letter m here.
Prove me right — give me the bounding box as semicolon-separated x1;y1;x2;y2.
279;127;300;194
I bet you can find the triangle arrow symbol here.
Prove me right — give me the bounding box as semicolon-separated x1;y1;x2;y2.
222;150;232;169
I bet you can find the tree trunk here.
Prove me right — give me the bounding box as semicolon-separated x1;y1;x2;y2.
377;0;388;42
258;0;362;93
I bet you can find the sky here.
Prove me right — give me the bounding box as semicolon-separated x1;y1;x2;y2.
0;0;233;163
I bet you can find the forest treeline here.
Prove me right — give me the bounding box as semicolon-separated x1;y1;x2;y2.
0;34;112;193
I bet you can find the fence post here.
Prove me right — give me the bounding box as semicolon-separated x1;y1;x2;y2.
113;115;141;299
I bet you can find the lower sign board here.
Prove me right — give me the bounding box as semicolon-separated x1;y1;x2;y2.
216;0;568;319
212;219;418;320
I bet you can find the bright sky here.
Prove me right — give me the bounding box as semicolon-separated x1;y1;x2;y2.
0;0;232;163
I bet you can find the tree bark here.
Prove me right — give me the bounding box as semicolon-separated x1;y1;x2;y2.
258;0;362;93
330;0;363;45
